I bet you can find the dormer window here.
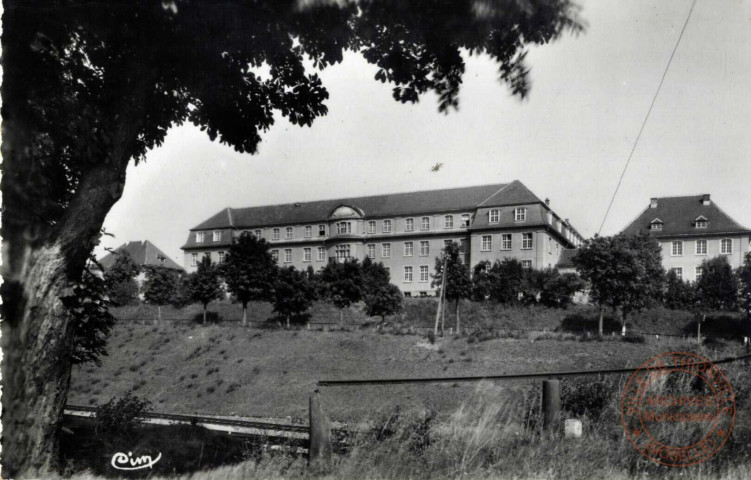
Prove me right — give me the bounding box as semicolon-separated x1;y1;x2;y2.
195;232;204;243
650;219;663;231
514;208;527;222
213;230;222;242
694;216;708;229
489;209;500;223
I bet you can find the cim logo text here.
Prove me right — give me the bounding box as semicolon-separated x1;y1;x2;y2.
111;451;162;471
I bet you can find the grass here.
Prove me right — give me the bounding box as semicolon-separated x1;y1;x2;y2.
61;356;751;479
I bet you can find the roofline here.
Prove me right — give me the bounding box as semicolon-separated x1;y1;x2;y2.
643;231;751;240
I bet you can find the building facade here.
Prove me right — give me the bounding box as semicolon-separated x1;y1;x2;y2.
181;181;584;296
620;195;751;282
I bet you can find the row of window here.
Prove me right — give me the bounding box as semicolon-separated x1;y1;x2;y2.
670;239;733;256
191;251;225;266
194;209;532;244
480;233;533;252
670;267;703;281
651;218;709;231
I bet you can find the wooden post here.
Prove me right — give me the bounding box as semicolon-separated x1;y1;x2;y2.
309;389;332;471
433;255;448;336
542;379;561;434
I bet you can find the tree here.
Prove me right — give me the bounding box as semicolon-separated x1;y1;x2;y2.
273;266;318;327
221;232;277;325
663;269;696;310
104;251;142;306
321;258;364;326
538;269;585;308
432;242;472;333
1;1;583;474
471;260;493;301
695;256;739;311
573;234;664;335
738;253;751;336
361;257;402;322
142;266;179;323
488;258;526;304
187;257;224;324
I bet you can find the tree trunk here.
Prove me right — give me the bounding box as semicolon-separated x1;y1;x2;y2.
339;308;343;328
203;304;208;324
441;299;446;336
455;299;461;336
242;302;248;327
1;161;131;476
157;305;162;324
287;315;291;329
598;305;604;337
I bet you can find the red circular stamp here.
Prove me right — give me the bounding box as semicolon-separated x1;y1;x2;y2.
620;352;736;467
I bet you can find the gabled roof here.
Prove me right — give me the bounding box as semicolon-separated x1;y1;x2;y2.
190;181;543;231
99;241;183;271
621;195;751;238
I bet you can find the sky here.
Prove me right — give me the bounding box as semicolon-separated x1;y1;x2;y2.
98;0;751;265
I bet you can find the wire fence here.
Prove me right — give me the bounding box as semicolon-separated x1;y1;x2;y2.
318;352;751;387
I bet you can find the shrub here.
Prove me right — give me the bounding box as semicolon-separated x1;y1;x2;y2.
94;392;152;435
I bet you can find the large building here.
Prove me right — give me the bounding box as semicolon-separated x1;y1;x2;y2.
621;195;751;282
181;181;584;296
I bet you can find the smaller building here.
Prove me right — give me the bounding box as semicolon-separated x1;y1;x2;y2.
620;195;751;282
99;240;183;277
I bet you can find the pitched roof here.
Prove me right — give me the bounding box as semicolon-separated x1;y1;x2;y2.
190;181;544;231
620;195;750;238
99;241;183;271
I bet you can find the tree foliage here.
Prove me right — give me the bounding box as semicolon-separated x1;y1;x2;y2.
187;256;224;322
104;251;141;305
663;269;696;310
61;267;117;366
361;257;402;321
431;242;472;302
535;269;586;308
321;258;364;310
695;256;739;311
94;392;152;436
142;266;179;307
739;252;751;321
272;266;318;325
573;234;664;321
221;232;278;323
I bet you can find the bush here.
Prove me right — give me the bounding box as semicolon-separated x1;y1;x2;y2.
94;392;152;435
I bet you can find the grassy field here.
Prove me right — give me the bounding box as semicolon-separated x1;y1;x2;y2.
70;319;746;422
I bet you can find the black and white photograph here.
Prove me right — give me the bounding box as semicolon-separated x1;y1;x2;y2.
2;0;751;479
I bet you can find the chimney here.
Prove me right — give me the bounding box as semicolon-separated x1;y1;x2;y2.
545;198;550;206
701;194;710;206
650;198;658;209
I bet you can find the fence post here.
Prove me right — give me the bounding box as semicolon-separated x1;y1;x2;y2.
309;389;332;472
542;379;561;434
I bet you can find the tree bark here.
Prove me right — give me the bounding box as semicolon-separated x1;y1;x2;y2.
1;160;131;476
598;305;604;337
339;308;343;327
157;305;162;324
455;299;461;336
203;304;208;324
242;302;248;327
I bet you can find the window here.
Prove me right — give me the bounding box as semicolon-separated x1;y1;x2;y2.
273;228;280;240
444;239;453;249
419;241;429;256
695;239;707;255
721;238;733;254
254;229;262;238
521;260;532;269
419;265;429;283
195;232;204;243
367;221;376;234
695;267;703;281
460;214;470;227
489;209;500;223
271;250;279;262
286;227;293;239
500;233;512;251
284;249;292;263
421;217;430;230
203;252;211;261
218;251;225;263
404;242;413;257
670;267;683;281
405;218;414;232
514;208;527;222
382;243;391;258
481;235;492;252
335;244;351;260
650;221;663;231
304;226;312;238
213;230;222;242
522;233;533;250
317;247;326;262
404;266;413;283
191;253;198;266
337;222;351;234
444;215;454;228
695;217;708;228
383;220;392;233
671;241;683;256
303;247;312;262
367;244;376;258
318;224;326;237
